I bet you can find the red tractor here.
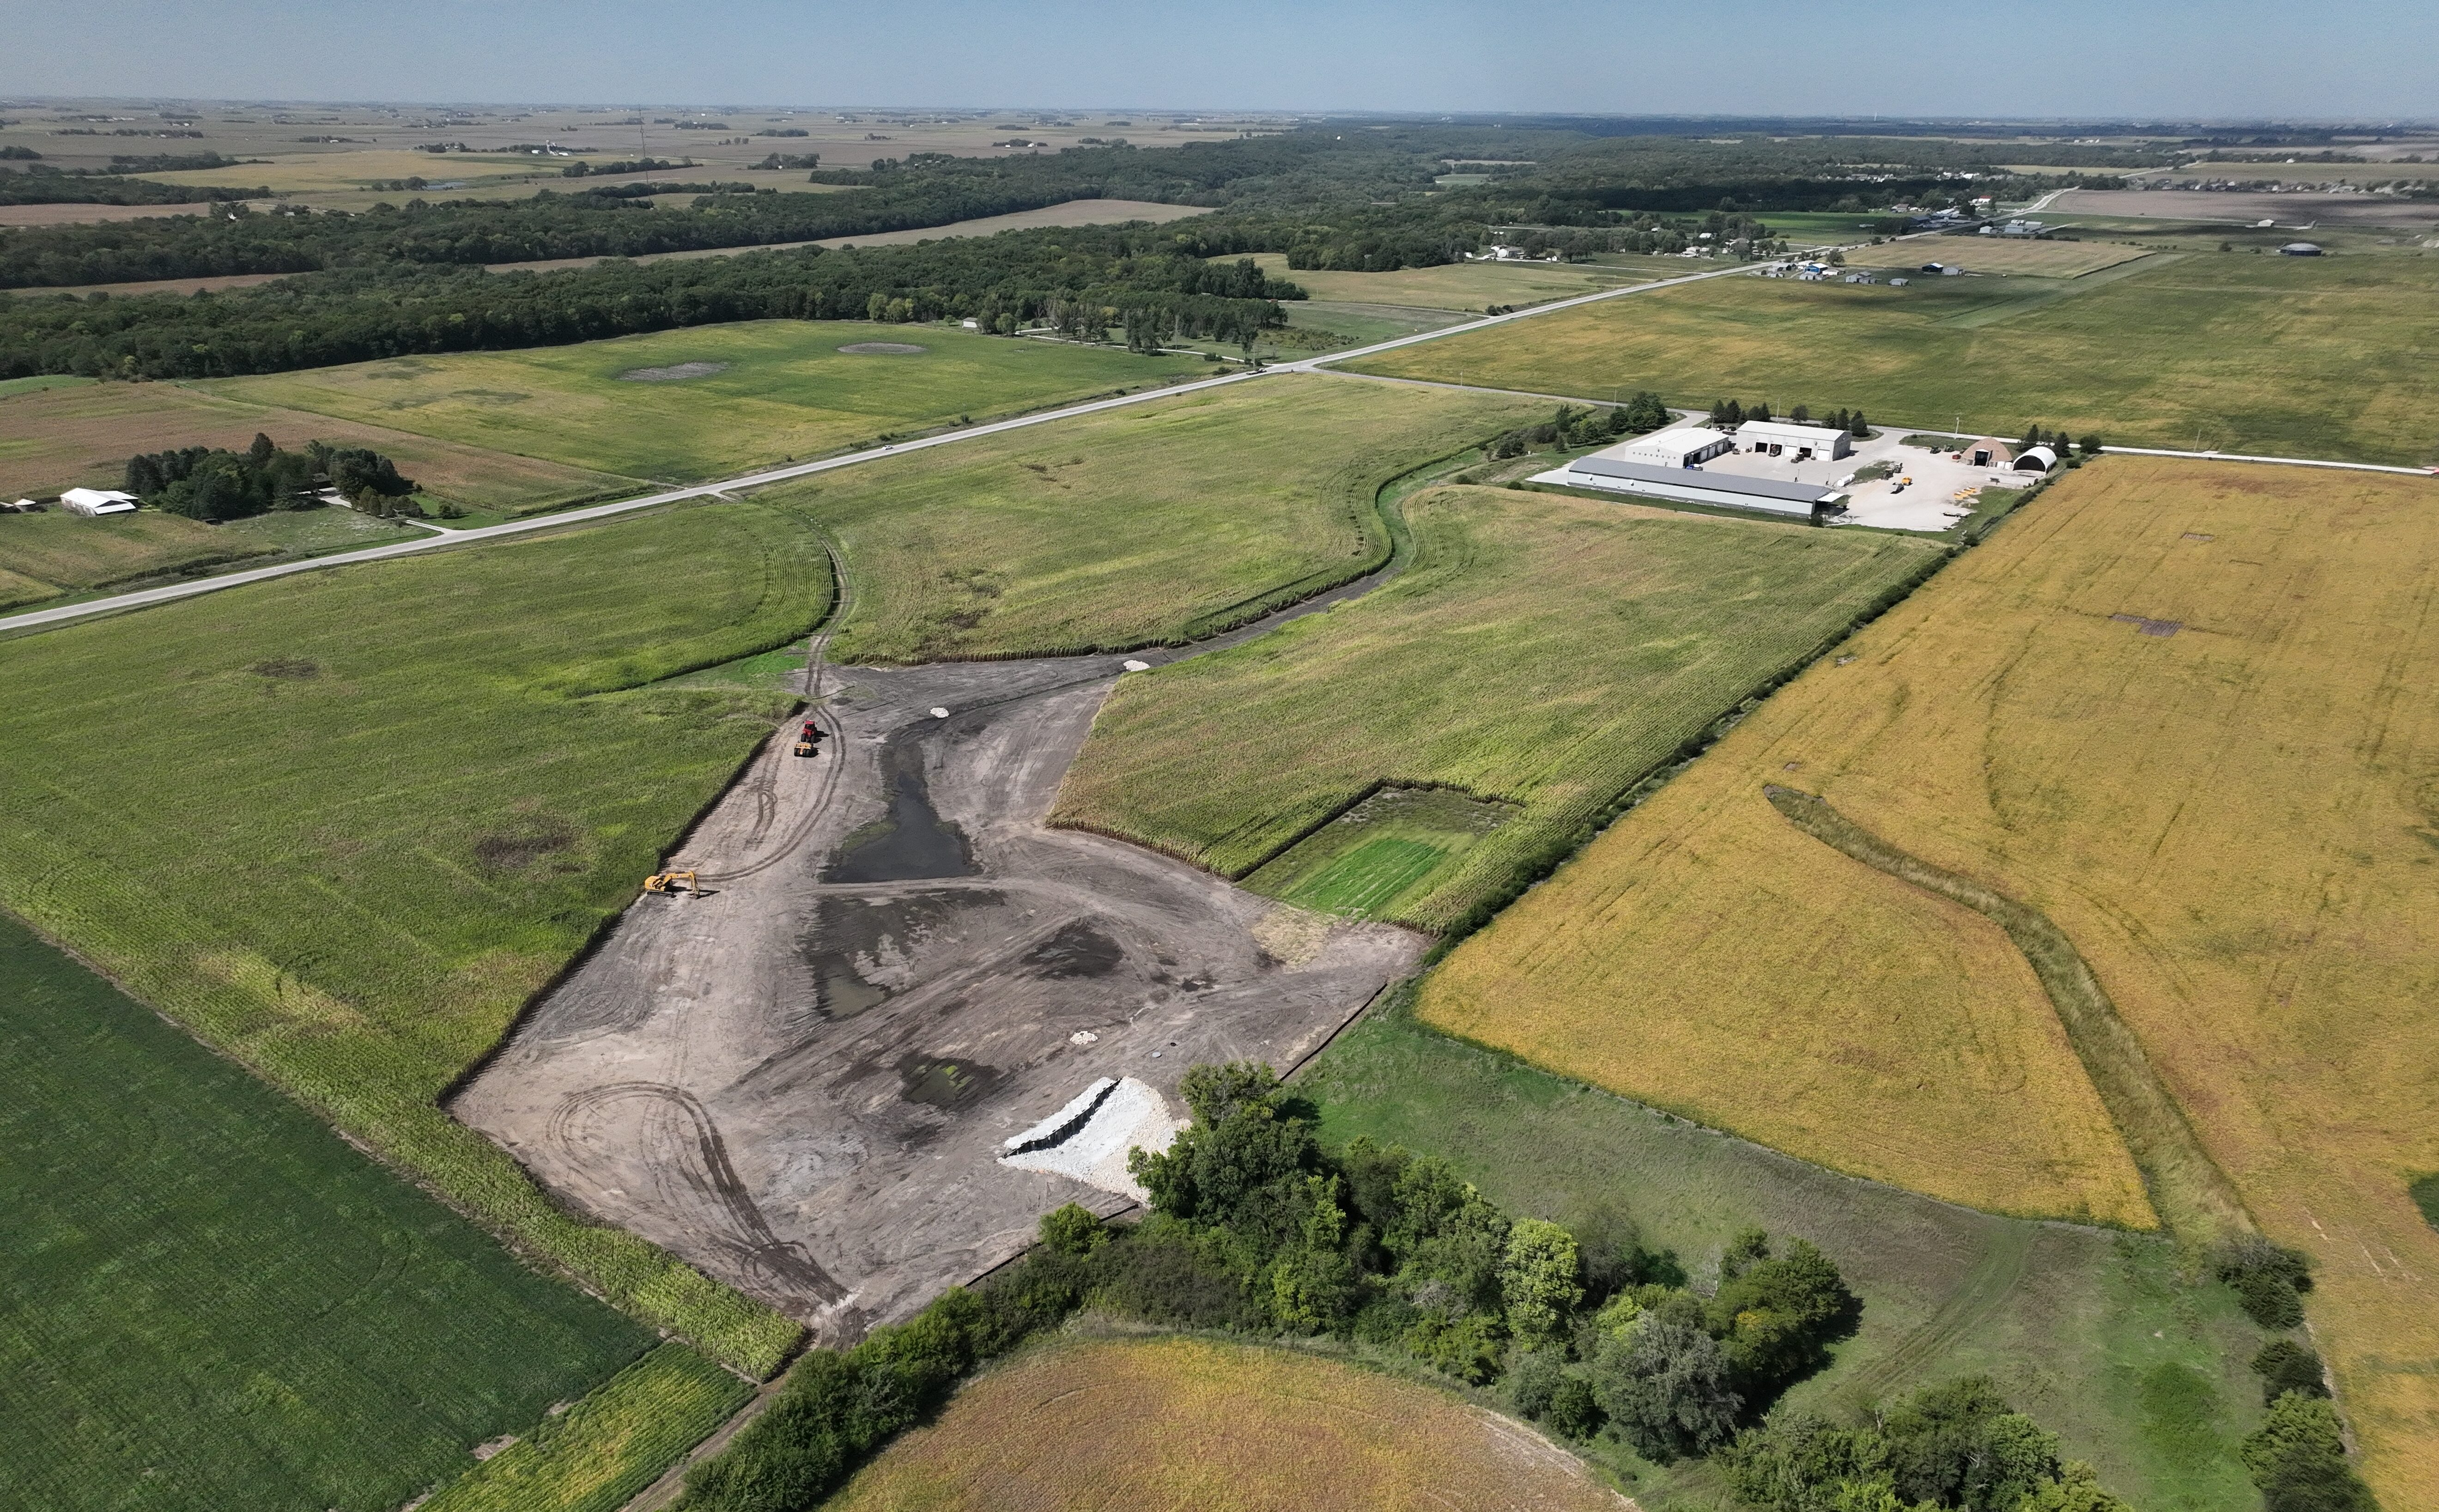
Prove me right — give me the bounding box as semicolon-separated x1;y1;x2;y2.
793;719;823;758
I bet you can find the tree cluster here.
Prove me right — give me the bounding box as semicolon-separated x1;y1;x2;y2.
125;432;416;520
1720;1376;2136;1512
0;223;1304;381
2013;423;2104;458
0;164;264;207
1486;397;1671;459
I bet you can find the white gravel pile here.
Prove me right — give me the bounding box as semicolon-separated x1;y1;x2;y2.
1000;1076;1183;1203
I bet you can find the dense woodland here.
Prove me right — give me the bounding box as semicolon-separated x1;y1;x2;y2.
0;125;2130;378
674;1063;2148;1512
122;433;420;519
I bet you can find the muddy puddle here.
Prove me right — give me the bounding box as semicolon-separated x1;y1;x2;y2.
825;728;977;882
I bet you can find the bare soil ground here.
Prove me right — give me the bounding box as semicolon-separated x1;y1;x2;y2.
453;635;1422;1342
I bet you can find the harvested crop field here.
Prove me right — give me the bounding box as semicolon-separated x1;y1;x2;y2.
827;1335;1627;1512
813;196;1207;247
782;376;1546;663
0;378;634;516
0;501;834;1373
1246;250;1656;310
1053;487;1946;930
1342;252;2439;464
1901;237;2154;276
1419;457;2439;1505
0;910;654;1512
207;319;1212;484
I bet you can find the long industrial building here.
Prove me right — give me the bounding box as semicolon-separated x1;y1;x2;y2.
1554;455;1848;518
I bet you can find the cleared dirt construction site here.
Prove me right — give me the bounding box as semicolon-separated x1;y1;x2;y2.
456;632;1422;1341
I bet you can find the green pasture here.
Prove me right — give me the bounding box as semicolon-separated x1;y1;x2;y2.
1244;786;1515;918
1342;251;2439;464
0;502;829;1375
1053;485;1944;931
775;375;1545;663
1305;1005;2271;1512
420;1344;750;1512
0;911;653;1512
209;320;1212;483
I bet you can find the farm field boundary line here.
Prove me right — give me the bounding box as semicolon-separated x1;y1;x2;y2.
1764;784;2251;1245
0;243;1832;637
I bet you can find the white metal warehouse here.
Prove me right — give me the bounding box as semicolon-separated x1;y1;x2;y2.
1557;455;1849;519
1735;420;1853;462
1613;426;1736;469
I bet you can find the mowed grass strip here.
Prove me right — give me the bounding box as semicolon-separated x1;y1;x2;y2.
0;378;637;516
0;910;654;1512
1052;487;1947;930
0;502;833;1372
1344;252;2439;464
1302;1008;2269;1512
210;319;1214;484
790;376;1544;663
419;1344;751;1512
1422;458;2439;1505
826;1335;1626;1512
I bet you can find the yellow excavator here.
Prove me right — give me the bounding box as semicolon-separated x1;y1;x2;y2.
641;869;698;896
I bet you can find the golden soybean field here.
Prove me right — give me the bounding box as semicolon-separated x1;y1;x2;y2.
828;1335;1628;1512
1421;457;2439;1505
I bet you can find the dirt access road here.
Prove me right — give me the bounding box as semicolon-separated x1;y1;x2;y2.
453;603;1423;1343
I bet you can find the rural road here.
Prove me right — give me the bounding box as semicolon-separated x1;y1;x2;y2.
0;253;1777;636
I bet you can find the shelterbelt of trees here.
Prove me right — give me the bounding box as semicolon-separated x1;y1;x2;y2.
0;227;1307;379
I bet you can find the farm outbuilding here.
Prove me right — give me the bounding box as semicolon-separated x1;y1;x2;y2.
2014;445;2059;474
1615;427;1736;469
1737;420;1853;462
60;488;138;516
1559;455;1848;519
2280;242;2323;256
1961;438;2014;468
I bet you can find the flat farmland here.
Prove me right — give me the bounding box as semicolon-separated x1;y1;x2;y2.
1249;251;1655;310
210;320;1213;483
0;509;276;605
1419;458;2439;1505
813;197;1206;247
0;911;653;1512
418;1344;750;1512
141;150;551;193
783;376;1544;662
1305;1008;2269;1512
1052;487;1951;932
0;501;833;1375
1905;237;2154;276
827;1336;1626;1512
0;378;637;515
1342;252;2439;464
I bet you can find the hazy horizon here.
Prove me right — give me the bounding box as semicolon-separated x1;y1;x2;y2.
10;0;2437;121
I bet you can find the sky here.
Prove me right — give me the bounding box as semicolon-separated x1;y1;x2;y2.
8;0;2436;121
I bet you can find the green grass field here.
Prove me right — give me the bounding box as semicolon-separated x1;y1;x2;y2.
210;320;1214;484
782;375;1545;663
1244;787;1517;918
1303;1005;2271;1512
0;501;831;1375
419;1344;751;1512
0;510;277;605
0;911;655;1512
1051;486;1945;930
1343;251;2439;464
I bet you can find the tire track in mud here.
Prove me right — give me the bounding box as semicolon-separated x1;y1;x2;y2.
550;1081;845;1310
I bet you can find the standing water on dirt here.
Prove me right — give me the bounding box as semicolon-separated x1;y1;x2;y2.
825;729;978;882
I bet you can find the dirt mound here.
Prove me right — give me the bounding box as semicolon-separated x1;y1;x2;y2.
249;657;321;680
617;361;729;382
837;342;928;356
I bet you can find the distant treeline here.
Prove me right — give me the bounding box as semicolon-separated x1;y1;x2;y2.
0;164;266;207
0;128;2124;289
0;226;1306;380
